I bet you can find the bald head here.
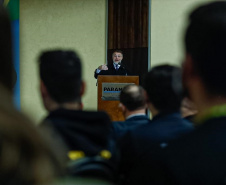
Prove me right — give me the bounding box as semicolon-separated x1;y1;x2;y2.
120;84;146;111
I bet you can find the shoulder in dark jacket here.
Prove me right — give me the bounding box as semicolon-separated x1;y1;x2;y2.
111;115;149;141
118;112;194;185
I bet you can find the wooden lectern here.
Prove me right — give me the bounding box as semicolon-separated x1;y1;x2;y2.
97;75;139;121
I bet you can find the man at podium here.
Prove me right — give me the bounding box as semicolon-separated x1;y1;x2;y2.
94;50;129;79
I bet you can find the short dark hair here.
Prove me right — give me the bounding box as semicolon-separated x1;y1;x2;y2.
142;64;183;112
112;50;123;57
185;1;226;95
0;6;14;92
38;50;82;104
120;84;146;111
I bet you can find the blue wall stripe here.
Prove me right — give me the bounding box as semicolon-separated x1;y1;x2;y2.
12;19;20;109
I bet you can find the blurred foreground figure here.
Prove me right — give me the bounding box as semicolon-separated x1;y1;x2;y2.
0;85;59;185
0;5;15;92
0;6;59;185
38;50;116;183
150;2;226;185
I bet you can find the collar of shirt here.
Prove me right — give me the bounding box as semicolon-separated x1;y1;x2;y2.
126;113;146;120
113;62;120;69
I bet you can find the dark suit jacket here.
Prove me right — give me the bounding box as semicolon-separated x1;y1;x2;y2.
111;115;149;141
153;116;226;185
119;112;194;185
94;64;129;79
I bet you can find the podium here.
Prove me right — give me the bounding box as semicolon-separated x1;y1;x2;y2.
97;75;139;121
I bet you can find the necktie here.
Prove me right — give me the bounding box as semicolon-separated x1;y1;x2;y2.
115;64;119;71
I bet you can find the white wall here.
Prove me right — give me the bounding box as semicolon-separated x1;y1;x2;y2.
20;0;106;123
150;0;212;67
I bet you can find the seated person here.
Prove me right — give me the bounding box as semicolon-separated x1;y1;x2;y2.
94;50;129;79
111;84;149;141
149;2;226;184
38;50;117;182
118;64;194;185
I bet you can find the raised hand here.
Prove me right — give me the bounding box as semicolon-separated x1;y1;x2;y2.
98;64;108;70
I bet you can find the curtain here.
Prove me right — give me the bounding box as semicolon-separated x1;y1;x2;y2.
108;0;149;83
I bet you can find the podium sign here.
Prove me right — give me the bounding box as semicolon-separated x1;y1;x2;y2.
102;83;134;101
97;75;139;121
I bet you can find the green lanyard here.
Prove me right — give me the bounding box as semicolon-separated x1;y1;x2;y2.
195;104;226;124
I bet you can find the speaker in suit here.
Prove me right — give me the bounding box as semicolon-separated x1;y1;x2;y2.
94;63;128;79
94;50;130;79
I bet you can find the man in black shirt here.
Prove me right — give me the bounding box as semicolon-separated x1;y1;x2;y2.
38;50;116;180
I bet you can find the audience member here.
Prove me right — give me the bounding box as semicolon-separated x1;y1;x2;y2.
111;84;148;141
0;6;59;185
150;2;226;184
0;87;60;185
38;50;117;182
94;50;129;79
118;64;194;184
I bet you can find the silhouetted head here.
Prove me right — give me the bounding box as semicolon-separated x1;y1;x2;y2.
38;50;82;104
120;84;146;111
143;64;183;113
185;1;226;96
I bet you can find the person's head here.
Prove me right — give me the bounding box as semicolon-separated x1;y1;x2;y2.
143;64;183;116
112;50;123;64
119;84;146;117
0;5;15;92
184;2;226;98
38;50;85;111
0;114;60;185
0;86;60;184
